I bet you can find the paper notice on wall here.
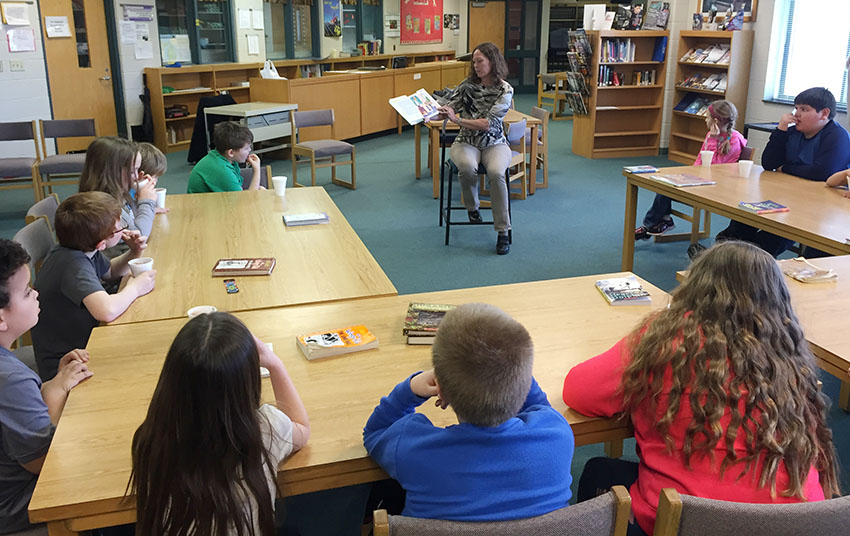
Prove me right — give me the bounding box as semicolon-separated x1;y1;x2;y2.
247;33;259;55
120;21;136;44
238;9;250;29
122;4;154;21
252;10;264;30
1;2;30;25
134;22;152;59
7;27;35;51
44;16;71;38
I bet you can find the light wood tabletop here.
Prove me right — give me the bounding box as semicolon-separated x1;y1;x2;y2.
110;188;397;325
414;109;542;198
622;164;850;271
30;274;667;535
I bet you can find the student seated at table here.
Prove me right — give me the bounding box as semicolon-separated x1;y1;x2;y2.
31;192;156;380
137;141;169;214
563;241;839;536
363;303;574;521
187;121;262;193
79;137;158;246
716;87;850;256
635;100;746;240
0;238;92;533
826;167;850;197
129;312;310;536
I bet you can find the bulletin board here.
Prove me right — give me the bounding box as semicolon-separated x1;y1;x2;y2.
401;0;443;44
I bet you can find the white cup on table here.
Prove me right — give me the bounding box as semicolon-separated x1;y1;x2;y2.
272;176;287;197
128;257;154;277
155;188;167;209
187;305;217;318
700;151;714;166
738;160;754;176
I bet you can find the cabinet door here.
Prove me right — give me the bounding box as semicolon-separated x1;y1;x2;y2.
196;0;235;63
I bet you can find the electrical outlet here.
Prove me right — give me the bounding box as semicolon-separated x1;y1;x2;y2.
9;60;24;72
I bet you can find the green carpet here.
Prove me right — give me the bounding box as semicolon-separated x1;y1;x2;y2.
2;93;847;498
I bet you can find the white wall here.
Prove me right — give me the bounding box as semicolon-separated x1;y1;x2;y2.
0;2;51;158
232;0;266;62
114;0;163;139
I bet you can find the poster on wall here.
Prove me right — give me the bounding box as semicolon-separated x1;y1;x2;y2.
323;0;341;37
443;13;458;30
401;0;442;44
385;15;400;37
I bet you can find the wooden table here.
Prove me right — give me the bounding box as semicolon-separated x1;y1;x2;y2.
30;274;667;535
414;109;542;198
622;164;850;271
675;256;850;411
110;188;397;325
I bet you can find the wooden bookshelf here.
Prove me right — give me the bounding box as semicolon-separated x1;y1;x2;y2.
668;30;754;165
572;30;669;159
145;51;455;153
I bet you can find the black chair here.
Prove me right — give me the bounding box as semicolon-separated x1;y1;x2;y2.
438;120;512;246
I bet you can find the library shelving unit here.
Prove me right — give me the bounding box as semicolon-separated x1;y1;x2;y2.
668;29;754;164
145;51;455;153
572;30;669;159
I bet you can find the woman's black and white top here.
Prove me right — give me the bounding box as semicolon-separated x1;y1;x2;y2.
445;79;514;149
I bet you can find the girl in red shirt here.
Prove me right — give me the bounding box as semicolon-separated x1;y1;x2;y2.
563;241;838;535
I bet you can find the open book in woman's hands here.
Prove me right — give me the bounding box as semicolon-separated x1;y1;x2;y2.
389;88;441;125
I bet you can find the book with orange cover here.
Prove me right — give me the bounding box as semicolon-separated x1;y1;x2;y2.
296;325;379;360
211;258;276;277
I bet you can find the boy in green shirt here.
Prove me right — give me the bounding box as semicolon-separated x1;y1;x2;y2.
187;121;262;193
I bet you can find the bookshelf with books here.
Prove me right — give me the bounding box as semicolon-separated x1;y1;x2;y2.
572;30;669;159
668;30;754;164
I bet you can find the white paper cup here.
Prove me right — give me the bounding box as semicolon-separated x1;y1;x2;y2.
738;160;754;176
272;176;287;197
187;305;217;318
128;257;154;277
700;151;714;166
155;188;167;208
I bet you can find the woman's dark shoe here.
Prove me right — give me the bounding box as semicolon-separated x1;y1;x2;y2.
496;234;510;255
467;210;483;223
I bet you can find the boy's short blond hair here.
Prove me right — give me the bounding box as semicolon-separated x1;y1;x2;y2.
432;303;534;427
138;142;167;177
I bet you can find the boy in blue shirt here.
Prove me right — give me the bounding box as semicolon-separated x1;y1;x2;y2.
716;87;850;256
363;303;574;521
187;121;262;193
0;238;92;532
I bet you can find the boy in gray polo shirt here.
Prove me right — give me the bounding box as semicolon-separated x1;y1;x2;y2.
0;238;93;532
31;192;156;380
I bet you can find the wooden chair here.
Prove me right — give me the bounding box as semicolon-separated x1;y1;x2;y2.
0;120;41;202
25;193;60;236
527;106;550;191
290;109;356;190
35;118;96;199
239;165;273;190
374;485;631;536
653;488;850;536
537;72;570;120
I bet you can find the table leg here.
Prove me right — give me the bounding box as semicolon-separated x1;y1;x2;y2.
605;439;624;458
48;521;78;536
622;178;638;271
414;123;421;180
430;126;440;199
529;125;538;195
840;379;850;412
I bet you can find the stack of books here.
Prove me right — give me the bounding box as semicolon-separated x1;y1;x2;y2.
283;212;330;226
677;73;727;92
403;302;456;345
679;44;731;65
595;276;652;306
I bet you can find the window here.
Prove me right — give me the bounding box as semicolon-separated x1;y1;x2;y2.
262;0;318;59
340;0;382;55
769;0;850;109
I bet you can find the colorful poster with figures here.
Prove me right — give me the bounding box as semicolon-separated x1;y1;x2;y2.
323;0;341;37
401;0;442;44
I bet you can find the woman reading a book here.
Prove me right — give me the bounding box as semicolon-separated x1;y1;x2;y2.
436;42;514;255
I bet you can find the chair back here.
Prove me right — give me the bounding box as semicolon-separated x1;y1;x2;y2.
505;118;527;145
739;145;755;161
25;193;60;232
0;120;37;143
292;109;335;129
375;485;630;536
240;165;272;190
12;216;55;276
40;119;96;139
653;488;850;536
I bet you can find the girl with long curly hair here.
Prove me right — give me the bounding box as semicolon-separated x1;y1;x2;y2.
563;241;838;536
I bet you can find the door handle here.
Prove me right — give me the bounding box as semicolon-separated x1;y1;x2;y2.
100;76;112;81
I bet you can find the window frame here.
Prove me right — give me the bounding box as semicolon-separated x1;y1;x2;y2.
263;0;320;60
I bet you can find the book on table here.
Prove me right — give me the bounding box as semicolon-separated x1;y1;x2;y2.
595;275;652;306
403;302;457;343
389;88;441;126
650;174;716;187
211;257;276;276
738;200;789;214
779;258;837;284
283;212;330;226
296;325;379;360
624;165;659;173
